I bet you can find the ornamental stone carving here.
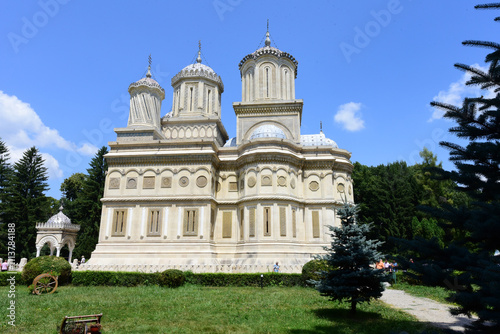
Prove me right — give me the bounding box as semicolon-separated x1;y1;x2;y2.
216;182;221;192
290;178;296;189
179;176;189;187
337;183;345;193
229;182;238;192
349;185;352;195
277;176;287;187
161;177;172;188
261;175;272;186
247;176;256;188
109;177;120;189
126;177;137;189
309;181;319;191
143;176;155;189
196;176;208;188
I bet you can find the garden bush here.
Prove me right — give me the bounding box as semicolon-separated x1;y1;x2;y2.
22;256;72;285
158;269;185;288
301;259;329;286
186;273;303;287
72;271;160;286
0;272;23;285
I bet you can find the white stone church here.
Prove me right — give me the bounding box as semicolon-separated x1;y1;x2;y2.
86;31;354;273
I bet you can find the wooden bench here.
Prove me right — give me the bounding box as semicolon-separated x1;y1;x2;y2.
59;313;103;334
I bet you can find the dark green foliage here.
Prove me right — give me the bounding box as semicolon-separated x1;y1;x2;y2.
22;256;72;285
315;203;387;314
0;272;24;285
158;269;186;288
404;4;500;331
352;161;421;252
71;147;108;259
301;259;329;286
4;147;49;261
71;271;160;286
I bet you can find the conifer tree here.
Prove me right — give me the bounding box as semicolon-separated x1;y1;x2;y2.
315;203;387;315
405;4;500;331
5;147;49;261
72;146;108;259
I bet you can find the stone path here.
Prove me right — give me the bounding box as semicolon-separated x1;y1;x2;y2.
380;288;476;333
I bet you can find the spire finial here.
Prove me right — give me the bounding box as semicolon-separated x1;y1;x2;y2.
146;54;152;78
196;40;202;63
320;121;323;133
265;19;271;47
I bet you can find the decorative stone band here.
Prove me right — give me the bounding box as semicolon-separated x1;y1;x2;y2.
36;222;81;232
239;46;298;78
76;263;305;274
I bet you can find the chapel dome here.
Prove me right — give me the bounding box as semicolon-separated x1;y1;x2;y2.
300;132;338;148
171;60;224;92
128;66;165;99
250;124;287;140
37;206;80;231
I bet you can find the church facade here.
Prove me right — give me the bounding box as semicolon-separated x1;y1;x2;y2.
87;32;354;273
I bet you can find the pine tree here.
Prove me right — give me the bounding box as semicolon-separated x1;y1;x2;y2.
5;147;49;261
0;139;13;258
406;4;500;331
315;203;387;315
72;146;108;259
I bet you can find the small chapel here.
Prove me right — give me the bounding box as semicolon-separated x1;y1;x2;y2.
87;29;354;273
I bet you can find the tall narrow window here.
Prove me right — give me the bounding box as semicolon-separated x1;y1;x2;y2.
176;90;180;111
292;208;297;238
266;68;269;98
183;209;198;236
148;209;161;236
280;207;286;237
240;208;244;240
207;90;211;113
249;207;256;237
312;211;320;238
264;207;271;236
189;87;194;111
210;209;215;240
112;209;127;236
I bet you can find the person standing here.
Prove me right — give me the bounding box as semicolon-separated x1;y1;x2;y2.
273;262;280;273
1;260;9;272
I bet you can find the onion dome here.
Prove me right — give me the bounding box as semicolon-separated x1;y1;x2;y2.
36;206;80;231
300;132;338;148
171;47;224;92
128;63;165;100
250;124;287;140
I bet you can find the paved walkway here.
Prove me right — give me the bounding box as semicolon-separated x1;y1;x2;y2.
380;288;476;333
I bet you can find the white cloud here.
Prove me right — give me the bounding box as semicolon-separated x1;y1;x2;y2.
429;64;495;122
0;91;95;181
334;102;365;131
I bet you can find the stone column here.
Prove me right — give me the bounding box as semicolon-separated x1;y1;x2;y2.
56;247;61;257
36;247;41;257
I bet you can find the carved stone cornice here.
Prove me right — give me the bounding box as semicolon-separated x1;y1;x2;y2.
232;100;303;117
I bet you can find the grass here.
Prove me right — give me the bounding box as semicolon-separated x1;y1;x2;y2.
391;282;455;305
0;284;438;334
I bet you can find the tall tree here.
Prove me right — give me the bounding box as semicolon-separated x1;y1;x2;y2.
5;147;49;261
60;172;86;221
72;146;108;259
0;139;13;258
406;4;500;331
315;203;386;315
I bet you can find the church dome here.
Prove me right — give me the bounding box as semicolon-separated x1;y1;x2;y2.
250;124;287;140
128;66;165;100
37;206;80;231
171;59;224;92
300;132;338;148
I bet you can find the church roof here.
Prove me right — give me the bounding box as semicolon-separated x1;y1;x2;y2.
250;124;287;140
128;63;166;99
36;206;80;231
300;132;338;148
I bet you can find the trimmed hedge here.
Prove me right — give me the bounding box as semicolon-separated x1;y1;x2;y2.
158;269;185;288
22;256;72;285
72;271;160;286
71;271;304;287
0;272;24;286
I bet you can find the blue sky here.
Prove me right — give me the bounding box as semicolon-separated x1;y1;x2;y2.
0;1;496;199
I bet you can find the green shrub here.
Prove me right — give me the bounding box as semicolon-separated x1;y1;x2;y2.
22;256;72;285
0;272;24;285
159;269;185;288
301;259;329;286
186;273;303;287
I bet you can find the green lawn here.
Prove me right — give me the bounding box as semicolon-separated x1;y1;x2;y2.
0;285;436;334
